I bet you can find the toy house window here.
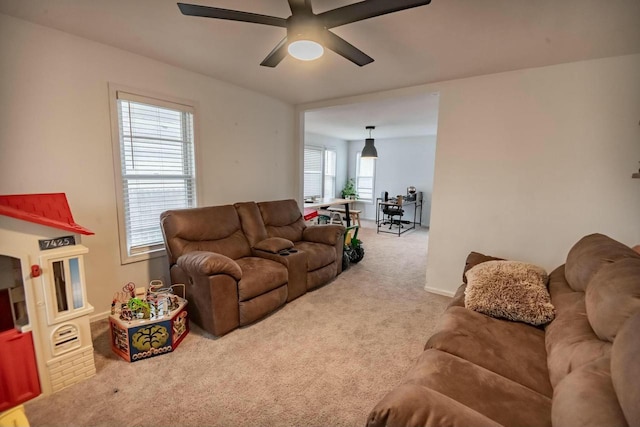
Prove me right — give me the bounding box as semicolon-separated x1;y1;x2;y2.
52;261;68;312
51;259;83;312
111;89;197;264
42;249;91;325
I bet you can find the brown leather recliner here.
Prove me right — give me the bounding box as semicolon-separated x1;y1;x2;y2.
160;204;289;337
161;200;345;337
235;199;345;298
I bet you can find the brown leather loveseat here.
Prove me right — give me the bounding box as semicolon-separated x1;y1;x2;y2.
161;199;345;337
367;233;640;427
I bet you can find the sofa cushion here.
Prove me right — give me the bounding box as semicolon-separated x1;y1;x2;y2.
234;201;269;246
238;285;287;326
552;356;627;427
585;257;640;342
611;311;640;426
448;284;466;308
367;383;502;427
545;297;612;388
547;265;575;301
235;257;288;302
565;233;639;292
294;241;336;271
161;205;253;262
545;269;611;388
426;306;553;397
465;260;555;326
403;350;552;427
258;199;306;243
306;263;338;290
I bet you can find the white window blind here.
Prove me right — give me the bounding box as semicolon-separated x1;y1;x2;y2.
115;91;197;259
324;149;336;198
304;147;323;198
356;152;375;202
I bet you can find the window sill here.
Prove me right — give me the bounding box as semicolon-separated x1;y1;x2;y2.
355;199;374;205
120;247;166;265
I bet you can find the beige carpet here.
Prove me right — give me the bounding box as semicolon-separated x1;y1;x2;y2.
24;221;451;427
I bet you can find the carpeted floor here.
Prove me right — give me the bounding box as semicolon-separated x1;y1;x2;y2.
24;221;451;426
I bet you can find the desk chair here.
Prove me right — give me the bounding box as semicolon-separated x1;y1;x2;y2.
381;192;404;229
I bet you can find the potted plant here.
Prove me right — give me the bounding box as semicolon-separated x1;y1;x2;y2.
341;178;358;200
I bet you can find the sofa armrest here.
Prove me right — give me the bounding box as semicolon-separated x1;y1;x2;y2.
177;251;242;280
253;237;294;254
302;224;345;246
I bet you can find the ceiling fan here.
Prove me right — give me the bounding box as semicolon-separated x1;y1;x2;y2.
177;0;432;67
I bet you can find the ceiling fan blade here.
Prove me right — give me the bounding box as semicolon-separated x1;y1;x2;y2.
287;0;313;15
260;37;289;67
322;30;374;67
318;0;431;29
177;3;287;27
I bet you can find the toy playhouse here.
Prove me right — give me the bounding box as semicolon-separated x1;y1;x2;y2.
0;193;96;412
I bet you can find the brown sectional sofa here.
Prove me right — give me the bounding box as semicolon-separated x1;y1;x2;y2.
367;233;640;427
160;199;345;337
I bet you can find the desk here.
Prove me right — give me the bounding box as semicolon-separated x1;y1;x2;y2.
303;198;354;227
376;197;423;236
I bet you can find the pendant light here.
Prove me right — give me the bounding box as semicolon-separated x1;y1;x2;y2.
361;126;378;158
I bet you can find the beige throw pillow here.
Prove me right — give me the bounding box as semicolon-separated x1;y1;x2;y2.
465;260;555;326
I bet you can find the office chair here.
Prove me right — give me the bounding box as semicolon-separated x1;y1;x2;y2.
381;191;404;229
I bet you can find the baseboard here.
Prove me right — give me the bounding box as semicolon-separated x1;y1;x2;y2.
90;310;111;323
423;286;455;297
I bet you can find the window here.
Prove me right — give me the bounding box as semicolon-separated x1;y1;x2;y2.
356;152;375;202
304;147;323;199
111;89;197;263
323;150;337;198
304;147;337;199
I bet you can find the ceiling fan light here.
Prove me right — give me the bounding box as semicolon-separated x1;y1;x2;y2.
288;40;324;61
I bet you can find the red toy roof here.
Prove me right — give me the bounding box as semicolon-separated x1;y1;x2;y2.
0;193;94;235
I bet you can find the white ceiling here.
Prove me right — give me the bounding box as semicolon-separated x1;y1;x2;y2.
1;0;639;140
305;92;440;140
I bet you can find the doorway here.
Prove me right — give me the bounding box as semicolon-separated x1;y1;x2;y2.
301;92;439;226
299;91;440;281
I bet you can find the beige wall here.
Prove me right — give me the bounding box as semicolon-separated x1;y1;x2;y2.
0;14;296;316
427;54;640;295
3;14;639;310
300;54;640;296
